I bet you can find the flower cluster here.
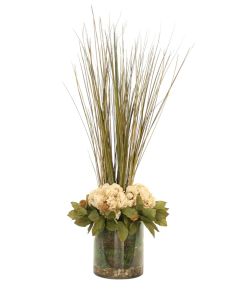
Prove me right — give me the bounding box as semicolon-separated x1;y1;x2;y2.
68;183;168;239
126;184;156;208
87;183;156;219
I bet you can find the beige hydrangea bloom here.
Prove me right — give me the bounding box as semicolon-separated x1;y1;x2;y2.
126;184;156;208
88;183;156;219
88;183;127;219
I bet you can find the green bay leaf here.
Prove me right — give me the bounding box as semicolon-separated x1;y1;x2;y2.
74;216;91;227
71;202;79;210
117;221;128;242
105;211;116;219
143;221;157;237
122;208;139;221
129;222;139;235
68;210;78;220
155;201;167;209
155;216;167;226
142;208;156;221
77;207;87;216
106;220;118;231
88;209;100;222
92;216;105;236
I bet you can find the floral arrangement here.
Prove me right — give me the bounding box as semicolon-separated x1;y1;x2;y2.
67;12;188;242
68;183;168;241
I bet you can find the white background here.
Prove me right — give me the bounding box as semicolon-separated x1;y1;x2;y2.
0;0;240;299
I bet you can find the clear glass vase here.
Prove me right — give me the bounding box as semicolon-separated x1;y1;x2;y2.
94;223;143;279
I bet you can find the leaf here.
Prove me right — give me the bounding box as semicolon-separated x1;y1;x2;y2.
92;217;105;236
156;209;169;220
155;207;168;226
155;216;167;226
87;222;94;233
71;202;87;216
77;207;87;216
136;194;144;210
105;211;116;219
140;215;152;222
123;215;130;227
106;220;118;231
129;222;139;235
75;216;91;227
155;201;167;209
156;210;162;221
88;209;100;222
143;221;157;237
71;202;79;210
68;210;78;220
117;221;128;242
122;208;139;221
142;208;156;221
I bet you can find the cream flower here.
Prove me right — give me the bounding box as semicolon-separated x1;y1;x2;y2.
87;183;156;219
126;184;156;208
88;183;127;219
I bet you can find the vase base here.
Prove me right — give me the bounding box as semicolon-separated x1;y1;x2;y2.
94;266;143;279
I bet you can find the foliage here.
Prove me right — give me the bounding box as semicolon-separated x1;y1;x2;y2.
68;195;169;241
68;12;189;189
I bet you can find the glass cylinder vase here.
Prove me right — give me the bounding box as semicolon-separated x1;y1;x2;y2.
94;223;143;279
